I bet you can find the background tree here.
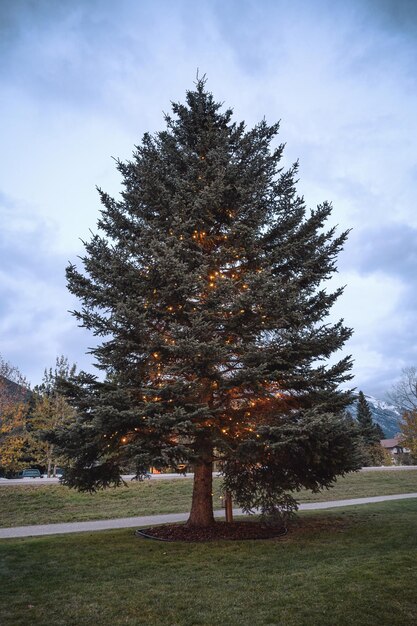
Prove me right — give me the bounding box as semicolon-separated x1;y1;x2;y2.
30;356;77;477
356;391;385;466
0;355;31;474
388;366;417;412
387;368;417;464
399;410;417;462
356;391;383;444
49;79;359;528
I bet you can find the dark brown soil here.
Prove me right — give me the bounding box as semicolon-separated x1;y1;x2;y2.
135;520;288;542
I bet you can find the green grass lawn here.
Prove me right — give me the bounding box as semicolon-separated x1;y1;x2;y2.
1;500;416;626
1;470;417;528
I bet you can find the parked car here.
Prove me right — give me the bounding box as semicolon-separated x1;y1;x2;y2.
16;468;42;479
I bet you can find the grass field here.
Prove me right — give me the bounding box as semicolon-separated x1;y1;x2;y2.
1;469;416;528
1;499;416;626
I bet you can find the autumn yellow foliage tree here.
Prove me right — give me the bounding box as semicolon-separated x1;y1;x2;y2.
30;356;77;477
0;355;31;473
400;409;417;460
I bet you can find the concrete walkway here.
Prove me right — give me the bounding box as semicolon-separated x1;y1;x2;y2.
1;492;417;539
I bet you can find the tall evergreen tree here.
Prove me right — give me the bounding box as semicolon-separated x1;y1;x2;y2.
50;79;359;528
356;391;381;445
374;422;385;441
355;390;385;466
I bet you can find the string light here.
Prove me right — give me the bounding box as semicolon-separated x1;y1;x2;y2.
131;224;287;452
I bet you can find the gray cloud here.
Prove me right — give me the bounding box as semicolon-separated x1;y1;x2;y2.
0;191;95;383
343;223;417;279
363;0;417;36
331;220;417;396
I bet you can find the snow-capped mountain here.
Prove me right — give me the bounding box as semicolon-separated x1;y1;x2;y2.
346;394;402;438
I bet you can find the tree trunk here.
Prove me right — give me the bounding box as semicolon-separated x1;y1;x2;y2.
47;444;55;478
47;450;52;479
225;491;233;523
187;461;215;527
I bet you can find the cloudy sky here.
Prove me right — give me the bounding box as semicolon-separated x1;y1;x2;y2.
1;0;416;396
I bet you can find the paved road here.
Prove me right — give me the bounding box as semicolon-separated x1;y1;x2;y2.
1;492;416;539
359;465;417;472
0;473;199;486
1;466;417;486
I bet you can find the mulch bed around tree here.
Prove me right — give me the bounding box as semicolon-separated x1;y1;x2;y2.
135;521;288;542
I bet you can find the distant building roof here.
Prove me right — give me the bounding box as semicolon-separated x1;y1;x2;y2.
381;437;402;449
